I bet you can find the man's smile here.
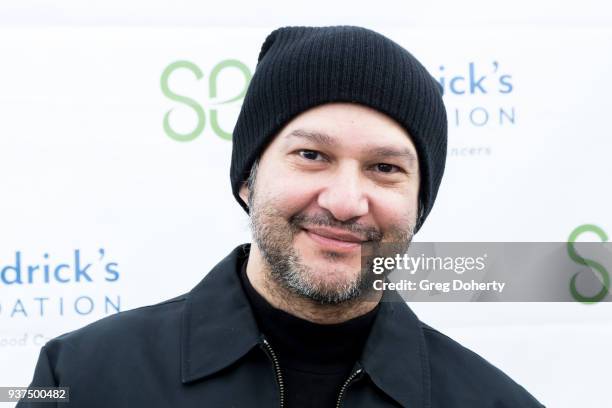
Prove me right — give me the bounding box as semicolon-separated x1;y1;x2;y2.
301;226;366;253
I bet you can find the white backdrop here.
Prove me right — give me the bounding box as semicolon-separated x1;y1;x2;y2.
1;3;612;407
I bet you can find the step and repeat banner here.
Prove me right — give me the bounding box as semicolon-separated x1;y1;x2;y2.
1;27;611;407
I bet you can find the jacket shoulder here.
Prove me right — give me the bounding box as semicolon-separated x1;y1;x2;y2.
421;322;545;407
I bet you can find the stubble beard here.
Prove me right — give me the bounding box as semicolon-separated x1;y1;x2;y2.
248;188;416;305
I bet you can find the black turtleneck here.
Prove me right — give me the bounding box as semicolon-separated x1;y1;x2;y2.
238;257;379;407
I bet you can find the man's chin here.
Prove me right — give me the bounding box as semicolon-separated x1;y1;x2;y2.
286;263;362;300
290;283;361;305
299;254;362;278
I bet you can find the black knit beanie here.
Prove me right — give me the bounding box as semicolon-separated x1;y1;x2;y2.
230;25;447;233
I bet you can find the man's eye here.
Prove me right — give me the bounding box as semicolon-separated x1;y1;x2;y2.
374;163;401;173
298;150;324;161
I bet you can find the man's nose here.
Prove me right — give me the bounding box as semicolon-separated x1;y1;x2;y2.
316;165;369;222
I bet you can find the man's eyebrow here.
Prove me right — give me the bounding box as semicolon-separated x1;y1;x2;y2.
368;146;418;165
285;129;339;147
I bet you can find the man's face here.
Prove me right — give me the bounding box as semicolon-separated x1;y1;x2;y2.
240;102;420;304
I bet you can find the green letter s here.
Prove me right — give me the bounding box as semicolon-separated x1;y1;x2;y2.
567;224;610;304
161;61;206;142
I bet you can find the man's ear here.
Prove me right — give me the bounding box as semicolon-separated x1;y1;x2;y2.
239;183;250;207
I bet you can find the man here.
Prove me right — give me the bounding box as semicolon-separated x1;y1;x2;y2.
20;26;545;407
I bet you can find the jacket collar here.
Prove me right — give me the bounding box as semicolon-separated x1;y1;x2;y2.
181;243;431;407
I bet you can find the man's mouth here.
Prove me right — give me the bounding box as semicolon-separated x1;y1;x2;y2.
302;226;366;252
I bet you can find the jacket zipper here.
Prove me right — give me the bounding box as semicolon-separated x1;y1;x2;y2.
262;337;363;408
261;338;285;408
335;367;363;408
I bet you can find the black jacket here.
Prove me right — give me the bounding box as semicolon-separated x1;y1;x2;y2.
19;243;545;407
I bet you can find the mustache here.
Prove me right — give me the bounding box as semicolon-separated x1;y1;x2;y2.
290;212;383;242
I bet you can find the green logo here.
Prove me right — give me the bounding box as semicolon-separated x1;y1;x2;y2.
567;224;610;304
160;59;252;142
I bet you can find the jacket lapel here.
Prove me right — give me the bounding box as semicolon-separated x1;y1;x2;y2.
181;243;261;383
359;288;431;407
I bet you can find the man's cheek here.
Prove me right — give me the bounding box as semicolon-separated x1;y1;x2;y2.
281;193;318;219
